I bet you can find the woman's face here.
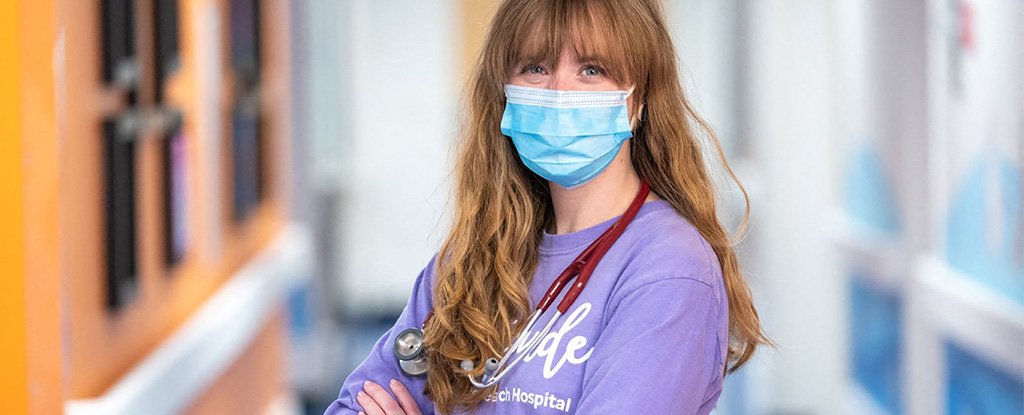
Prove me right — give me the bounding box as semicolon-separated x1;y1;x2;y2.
509;47;636;120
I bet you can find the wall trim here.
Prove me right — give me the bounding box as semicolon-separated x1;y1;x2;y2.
65;224;312;415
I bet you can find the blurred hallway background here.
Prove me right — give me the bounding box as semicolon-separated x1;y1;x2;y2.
1;0;1021;414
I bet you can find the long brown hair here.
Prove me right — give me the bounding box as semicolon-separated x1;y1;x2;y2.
424;0;772;412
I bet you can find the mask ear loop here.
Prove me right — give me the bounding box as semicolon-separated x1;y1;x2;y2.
631;94;645;132
624;85;643;131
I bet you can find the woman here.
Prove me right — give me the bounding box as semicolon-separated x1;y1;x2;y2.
325;0;770;414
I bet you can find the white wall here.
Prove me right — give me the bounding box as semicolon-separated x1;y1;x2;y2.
667;1;849;413
738;1;848;413
667;0;743;155
329;0;459;315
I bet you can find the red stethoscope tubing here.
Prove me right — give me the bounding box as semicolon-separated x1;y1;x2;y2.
422;180;650;327
540;180;650;314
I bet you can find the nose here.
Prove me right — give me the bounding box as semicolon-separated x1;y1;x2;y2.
545;69;571;91
545;76;564;91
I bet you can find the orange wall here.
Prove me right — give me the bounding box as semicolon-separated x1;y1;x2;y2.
61;0;289;405
185;311;290;414
0;0;295;412
0;1;30;412
20;0;63;411
459;0;500;83
1;0;63;413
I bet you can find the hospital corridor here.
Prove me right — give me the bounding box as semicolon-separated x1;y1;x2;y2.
0;0;1021;414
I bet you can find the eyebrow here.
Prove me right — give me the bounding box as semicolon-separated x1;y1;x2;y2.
573;54;617;71
516;58;564;75
574;55;605;64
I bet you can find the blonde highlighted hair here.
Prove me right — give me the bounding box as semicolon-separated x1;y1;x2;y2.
423;0;772;412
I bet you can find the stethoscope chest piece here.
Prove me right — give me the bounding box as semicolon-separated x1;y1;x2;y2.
395;327;429;375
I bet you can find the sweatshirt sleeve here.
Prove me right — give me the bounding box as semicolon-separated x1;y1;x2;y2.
323;256;438;415
573;276;725;415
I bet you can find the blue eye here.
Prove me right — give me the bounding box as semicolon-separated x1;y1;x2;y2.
582;66;602;77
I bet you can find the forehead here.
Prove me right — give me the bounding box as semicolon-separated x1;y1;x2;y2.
517;47;598;67
506;1;627;79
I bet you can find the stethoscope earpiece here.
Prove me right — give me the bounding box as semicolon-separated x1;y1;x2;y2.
484;357;500;376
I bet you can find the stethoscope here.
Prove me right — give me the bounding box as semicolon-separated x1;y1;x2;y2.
395;180;651;388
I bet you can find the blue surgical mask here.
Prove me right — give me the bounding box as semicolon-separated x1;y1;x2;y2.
500;84;637;189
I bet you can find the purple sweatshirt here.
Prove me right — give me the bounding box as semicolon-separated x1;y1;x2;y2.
324;199;729;414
